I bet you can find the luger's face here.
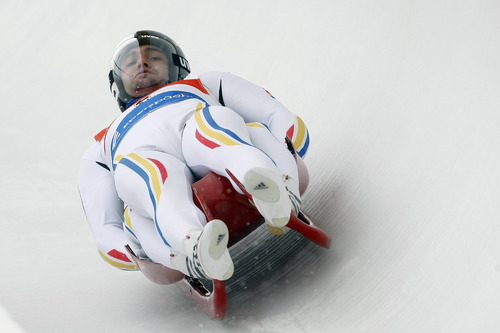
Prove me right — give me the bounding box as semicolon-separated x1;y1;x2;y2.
119;45;169;98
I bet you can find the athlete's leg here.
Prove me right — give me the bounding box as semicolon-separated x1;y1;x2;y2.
182;104;278;182
114;152;203;256
246;123;302;234
182;104;296;227
114;151;233;279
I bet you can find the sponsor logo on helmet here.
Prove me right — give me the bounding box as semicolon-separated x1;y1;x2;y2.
140;34;160;39
173;54;190;72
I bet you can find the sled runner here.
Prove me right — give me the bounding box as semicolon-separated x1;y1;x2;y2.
126;170;331;320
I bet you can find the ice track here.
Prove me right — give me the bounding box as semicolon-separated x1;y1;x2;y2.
1;0;499;332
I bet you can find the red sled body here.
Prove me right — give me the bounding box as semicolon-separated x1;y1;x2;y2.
126;171;331;320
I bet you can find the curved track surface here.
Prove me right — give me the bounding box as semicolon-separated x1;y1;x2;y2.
1;1;499;332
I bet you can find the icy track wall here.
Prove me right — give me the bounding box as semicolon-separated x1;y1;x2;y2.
1;0;499;332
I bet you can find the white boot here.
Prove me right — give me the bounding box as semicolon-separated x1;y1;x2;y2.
171;220;234;280
244;167;299;228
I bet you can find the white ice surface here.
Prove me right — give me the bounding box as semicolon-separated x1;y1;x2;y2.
1;0;499;332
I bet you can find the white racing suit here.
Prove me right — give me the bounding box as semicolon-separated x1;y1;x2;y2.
78;71;310;271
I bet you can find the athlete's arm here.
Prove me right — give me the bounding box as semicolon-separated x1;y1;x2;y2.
199;71;310;158
78;142;138;270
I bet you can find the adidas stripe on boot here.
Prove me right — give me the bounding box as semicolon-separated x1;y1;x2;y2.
243;167;293;228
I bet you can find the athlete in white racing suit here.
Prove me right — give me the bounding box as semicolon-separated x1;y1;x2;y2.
78;30;310;281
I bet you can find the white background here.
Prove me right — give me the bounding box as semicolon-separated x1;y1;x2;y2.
1;0;499;332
